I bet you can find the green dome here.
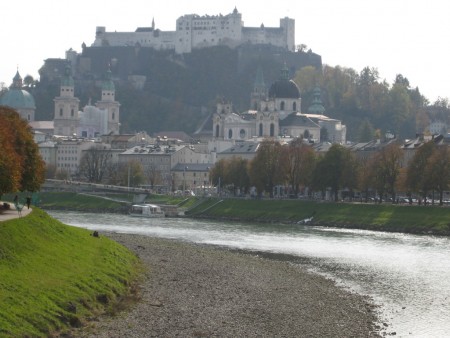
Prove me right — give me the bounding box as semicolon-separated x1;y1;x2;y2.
0;88;36;109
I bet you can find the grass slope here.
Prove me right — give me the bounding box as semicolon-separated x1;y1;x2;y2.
187;198;450;234
0;208;140;337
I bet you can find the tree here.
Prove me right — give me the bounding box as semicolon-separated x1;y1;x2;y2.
279;138;315;196
0;106;45;194
311;144;357;201
0;120;21;197
145;164;162;189
23;75;35;88
426;146;450;205
248;139;282;197
406;141;435;204
226;157;250;196
79;145;112;183
372;143;403;202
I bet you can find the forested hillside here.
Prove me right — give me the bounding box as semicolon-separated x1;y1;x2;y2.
30;45;448;140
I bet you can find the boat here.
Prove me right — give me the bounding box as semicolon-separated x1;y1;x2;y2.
129;204;165;218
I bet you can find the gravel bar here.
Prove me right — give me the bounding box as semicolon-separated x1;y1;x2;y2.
73;232;382;337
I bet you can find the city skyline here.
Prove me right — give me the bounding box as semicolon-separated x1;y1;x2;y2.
2;0;449;103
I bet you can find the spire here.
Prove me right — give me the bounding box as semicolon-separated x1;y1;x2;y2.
102;65;115;92
280;63;289;81
12;69;23;88
254;65;265;88
152;17;155;30
61;64;74;87
307;87;325;115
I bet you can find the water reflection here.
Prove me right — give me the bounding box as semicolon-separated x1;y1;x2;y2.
49;211;450;337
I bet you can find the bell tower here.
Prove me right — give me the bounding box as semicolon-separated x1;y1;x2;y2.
96;67;120;134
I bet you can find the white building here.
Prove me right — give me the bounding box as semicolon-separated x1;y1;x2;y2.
92;8;295;54
53;66;120;137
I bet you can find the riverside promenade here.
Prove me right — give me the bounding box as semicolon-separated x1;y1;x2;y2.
0;201;32;221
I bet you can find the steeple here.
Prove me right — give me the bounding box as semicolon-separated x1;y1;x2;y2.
280;62;290;81
12;69;23;88
307;87;325;115
250;65;267;110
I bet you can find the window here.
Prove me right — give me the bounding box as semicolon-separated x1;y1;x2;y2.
240;129;246;139
60;108;63;116
71;109;74;117
228;129;233;139
216;124;220;137
270;123;275;137
293;102;297;111
280;101;285;110
259;123;263;136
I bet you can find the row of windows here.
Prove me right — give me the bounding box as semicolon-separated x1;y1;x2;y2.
57;163;77;167
215;123;275;138
58;157;77;161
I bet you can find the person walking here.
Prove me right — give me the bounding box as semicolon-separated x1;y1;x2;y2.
26;196;31;209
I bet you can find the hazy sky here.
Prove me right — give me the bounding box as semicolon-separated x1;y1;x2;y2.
2;0;449;102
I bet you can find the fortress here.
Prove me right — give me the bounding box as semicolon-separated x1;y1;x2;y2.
92;7;295;54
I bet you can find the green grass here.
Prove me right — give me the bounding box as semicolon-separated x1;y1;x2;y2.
35;192;128;212
0;208;141;337
187;198;450;235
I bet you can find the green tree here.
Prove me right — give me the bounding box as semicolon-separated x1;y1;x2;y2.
225;157;250;196
372;143;403;202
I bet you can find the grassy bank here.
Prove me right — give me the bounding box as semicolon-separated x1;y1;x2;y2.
186;198;450;235
31;192;450;235
0;208;141;337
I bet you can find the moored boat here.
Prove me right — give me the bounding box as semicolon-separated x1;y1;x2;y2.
129;204;165;218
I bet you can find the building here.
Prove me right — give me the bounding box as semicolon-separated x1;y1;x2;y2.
53;66;120;137
211;65;324;142
0;70;36;122
92;8;295;54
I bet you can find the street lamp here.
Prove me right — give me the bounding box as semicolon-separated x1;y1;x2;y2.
183;166;188;192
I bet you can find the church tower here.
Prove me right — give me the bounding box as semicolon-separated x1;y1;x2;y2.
53;65;80;136
96;68;120;134
250;65;267;110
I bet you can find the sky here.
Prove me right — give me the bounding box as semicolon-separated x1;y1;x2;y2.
2;0;449;103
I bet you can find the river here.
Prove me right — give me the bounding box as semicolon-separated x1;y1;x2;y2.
48;211;450;337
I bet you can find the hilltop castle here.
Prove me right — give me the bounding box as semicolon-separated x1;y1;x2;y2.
92;7;295;54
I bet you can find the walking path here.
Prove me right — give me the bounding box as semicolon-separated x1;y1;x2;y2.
0;201;32;221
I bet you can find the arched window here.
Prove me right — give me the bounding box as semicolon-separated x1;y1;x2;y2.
71;108;74;117
59;108;63;116
304;129;310;139
270;123;275;137
240;129;246;139
259;123;263;136
280;101;285;110
228;129;233;139
215;125;220;137
293;102;297;111
112;112;115;120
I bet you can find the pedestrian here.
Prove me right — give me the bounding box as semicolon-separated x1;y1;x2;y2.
26;196;31;209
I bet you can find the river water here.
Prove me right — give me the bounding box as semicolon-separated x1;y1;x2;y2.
48;211;450;337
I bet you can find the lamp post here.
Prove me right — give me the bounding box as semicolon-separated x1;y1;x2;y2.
183;166;188;192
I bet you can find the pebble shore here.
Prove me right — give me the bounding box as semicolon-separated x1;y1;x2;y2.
74;232;382;337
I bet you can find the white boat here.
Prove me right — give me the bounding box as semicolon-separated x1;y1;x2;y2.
129;204;165;218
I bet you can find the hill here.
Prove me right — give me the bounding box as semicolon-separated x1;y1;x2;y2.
0;208;140;337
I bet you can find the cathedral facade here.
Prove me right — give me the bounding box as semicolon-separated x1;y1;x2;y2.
212;65;322;143
53;66;120;137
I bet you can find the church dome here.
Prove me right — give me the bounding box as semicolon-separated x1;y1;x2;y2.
0;70;35;109
268;64;300;99
0;89;36;109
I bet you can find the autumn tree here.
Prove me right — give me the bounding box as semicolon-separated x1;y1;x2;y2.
371;143;404;202
406;141;435;204
425;146;450;205
311;144;357;201
248;139;282;197
145;164;162;189
225;157;250;196
279;138;316;196
0;107;45;194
